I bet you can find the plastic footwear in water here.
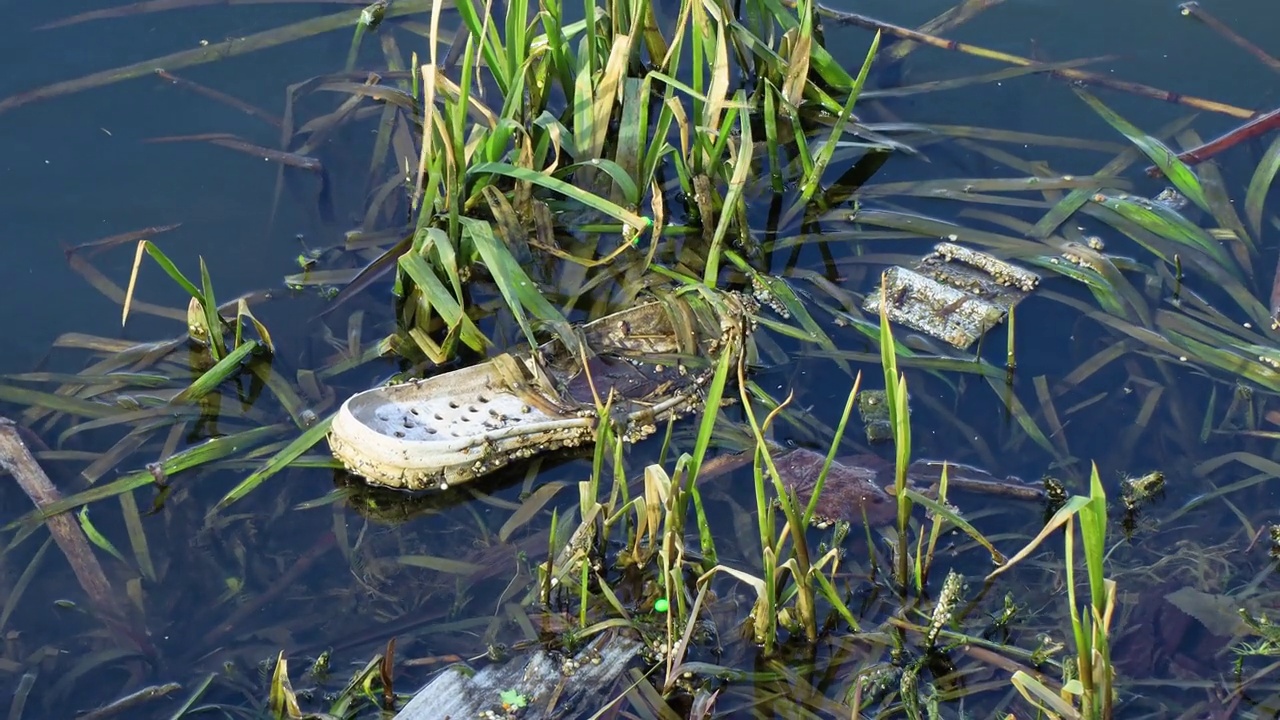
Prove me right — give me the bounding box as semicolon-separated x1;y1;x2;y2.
328;287;756;490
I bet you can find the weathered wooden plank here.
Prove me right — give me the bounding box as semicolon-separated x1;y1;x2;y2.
393;631;644;719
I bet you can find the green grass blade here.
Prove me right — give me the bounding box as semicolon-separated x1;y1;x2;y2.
686;294;739;481
460;216;576;351
1074;89;1209;213
787;31;880;223
704;100;752;283
469;161;651;231
212;414;335;512
572;57;594;159
141;241;201;301
0;2;435;114
876;281;899;416
1027;256;1129;320
170;340;260;405
802;377;860;528
724;251;847;375
398;250;489;353
0;537;51;633
683;339;736;569
902;487;1004;564
396;555;485;574
453;0;510;93
985;375;1060;459
4;425;287;531
986;495;1091;583
763;82;783;193
117;491;156;582
556;158;642;207
164;673;216;720
198;258;226;353
1079;463;1108;610
1245;133;1280;238
0;384;130;420
77;507;129;565
810;567;861;632
753;0;854;90
617;77;646;192
505;0;529;93
1089;192;1237;276
538;0;575;100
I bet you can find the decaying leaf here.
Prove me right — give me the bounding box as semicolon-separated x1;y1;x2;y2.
1164;586;1255;638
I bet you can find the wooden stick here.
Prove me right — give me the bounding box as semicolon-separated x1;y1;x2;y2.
1146;107;1280;176
0;419;152;655
1179;2;1280;76
884;0;1007;64
797;2;1257;119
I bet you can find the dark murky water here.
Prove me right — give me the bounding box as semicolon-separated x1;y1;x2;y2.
2;0;1279;717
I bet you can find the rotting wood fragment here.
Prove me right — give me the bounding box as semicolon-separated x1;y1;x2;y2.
863;243;1040;349
392;630;643;719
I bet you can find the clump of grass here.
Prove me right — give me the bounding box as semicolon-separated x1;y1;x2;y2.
521;257;1110;715
992;466;1115;719
386;0;892;365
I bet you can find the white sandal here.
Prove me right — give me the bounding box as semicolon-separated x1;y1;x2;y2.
328;288;756;490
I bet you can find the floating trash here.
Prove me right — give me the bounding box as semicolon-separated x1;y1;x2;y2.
863;242;1040;349
857;389;896;443
1152;186;1189;212
328;288;756;490
393;628;642;719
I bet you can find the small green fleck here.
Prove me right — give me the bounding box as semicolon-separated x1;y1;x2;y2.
654;598;669;613
499;688;528;709
77;506;128;564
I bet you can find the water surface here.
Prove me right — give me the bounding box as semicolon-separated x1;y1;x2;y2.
1;0;1278;716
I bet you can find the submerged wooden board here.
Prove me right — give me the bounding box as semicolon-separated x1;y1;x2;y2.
863;243;1040;349
392;631;644;719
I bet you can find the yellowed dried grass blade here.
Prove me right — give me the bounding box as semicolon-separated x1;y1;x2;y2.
122;240;147;327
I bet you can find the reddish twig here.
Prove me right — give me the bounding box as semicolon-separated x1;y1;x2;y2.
1146;107;1280;176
